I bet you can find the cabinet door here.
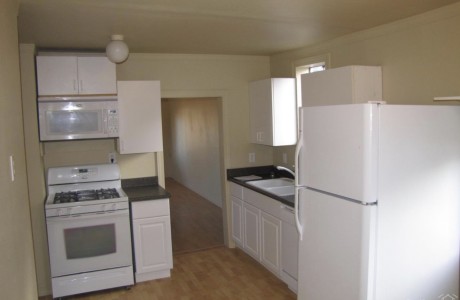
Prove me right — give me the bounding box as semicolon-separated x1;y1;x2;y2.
231;196;244;247
301;66;382;107
249;78;296;146
117;81;163;154
36;56;78;96
243;202;260;260
282;220;299;280
132;216;173;276
260;211;281;275
249;79;273;145
77;57;116;95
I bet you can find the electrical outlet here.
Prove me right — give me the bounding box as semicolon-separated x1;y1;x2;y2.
249;152;256;163
108;152;117;164
282;153;287;164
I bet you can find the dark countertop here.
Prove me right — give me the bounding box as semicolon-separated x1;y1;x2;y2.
227;166;295;207
121;177;171;202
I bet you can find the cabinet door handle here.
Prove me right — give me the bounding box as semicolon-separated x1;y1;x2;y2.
79;80;83;92
73;79;77;92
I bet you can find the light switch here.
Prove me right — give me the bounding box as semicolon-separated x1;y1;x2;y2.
9;155;15;182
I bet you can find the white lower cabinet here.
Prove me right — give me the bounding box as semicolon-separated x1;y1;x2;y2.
243;202;261;261
229;182;296;287
131;199;173;283
280;205;299;292
260;211;281;275
231;196;244;247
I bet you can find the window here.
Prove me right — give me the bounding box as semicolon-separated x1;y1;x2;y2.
293;54;330;107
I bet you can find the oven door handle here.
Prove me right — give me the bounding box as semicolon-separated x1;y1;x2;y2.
47;209;129;221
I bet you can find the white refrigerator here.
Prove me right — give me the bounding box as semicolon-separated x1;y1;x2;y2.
295;103;460;300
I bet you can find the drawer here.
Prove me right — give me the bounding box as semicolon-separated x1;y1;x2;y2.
229;182;243;199
244;188;282;219
131;198;170;219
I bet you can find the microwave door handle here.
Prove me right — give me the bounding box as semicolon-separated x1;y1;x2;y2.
103;110;108;134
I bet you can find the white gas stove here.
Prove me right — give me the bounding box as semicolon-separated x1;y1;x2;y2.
45;164;133;298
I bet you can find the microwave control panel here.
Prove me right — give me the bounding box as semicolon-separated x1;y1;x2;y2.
107;109;119;136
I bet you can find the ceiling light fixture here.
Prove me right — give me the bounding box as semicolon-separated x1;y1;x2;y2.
106;34;129;63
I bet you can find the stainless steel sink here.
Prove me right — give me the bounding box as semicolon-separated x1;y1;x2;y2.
247;178;294;196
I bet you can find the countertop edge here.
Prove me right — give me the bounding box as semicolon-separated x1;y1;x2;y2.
121;177;171;202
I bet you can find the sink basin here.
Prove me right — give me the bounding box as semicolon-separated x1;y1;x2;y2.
265;186;295;196
247;178;294;188
247;178;295;196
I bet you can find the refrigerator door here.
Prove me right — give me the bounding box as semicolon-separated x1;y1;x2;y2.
297;188;377;300
298;104;378;203
375;105;460;299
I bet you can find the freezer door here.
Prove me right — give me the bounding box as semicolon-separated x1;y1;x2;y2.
297;188;377;300
298;104;378;203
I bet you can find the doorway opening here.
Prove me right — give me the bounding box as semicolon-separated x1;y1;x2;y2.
161;97;224;254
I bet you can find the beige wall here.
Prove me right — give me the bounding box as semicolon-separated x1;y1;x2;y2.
116;53;273;249
23;53;271;295
0;1;38;299
116;53;273;169
270;2;460;167
163;97;223;208
20;44;50;296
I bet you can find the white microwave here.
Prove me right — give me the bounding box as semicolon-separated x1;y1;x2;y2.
38;96;119;141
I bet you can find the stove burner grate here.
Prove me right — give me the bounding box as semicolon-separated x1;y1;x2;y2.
53;188;120;204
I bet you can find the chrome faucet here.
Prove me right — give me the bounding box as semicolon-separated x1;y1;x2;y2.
276;166;295;178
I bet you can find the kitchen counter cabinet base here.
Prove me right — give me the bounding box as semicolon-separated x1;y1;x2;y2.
131;198;173;283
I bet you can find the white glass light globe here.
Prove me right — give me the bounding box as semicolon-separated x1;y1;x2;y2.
106;35;129;63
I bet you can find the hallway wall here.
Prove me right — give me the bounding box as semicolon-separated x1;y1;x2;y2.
162;98;223;208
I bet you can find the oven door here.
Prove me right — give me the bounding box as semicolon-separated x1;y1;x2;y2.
46;209;132;277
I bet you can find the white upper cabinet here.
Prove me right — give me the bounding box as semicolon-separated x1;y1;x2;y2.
301;65;382;107
117;81;163;154
36;55;116;96
249;78;296;146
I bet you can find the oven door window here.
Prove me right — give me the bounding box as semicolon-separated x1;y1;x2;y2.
64;224;116;259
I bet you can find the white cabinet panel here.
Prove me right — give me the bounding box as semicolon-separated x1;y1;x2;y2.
249;78;296;146
36;55;116;96
37;56;78;95
131;199;173;283
117;81;163;154
231;196;244;247
77;57;116;95
260;211;281;275
301;65;382;107
133;216;172;275
243;202;260;260
229;181;299;285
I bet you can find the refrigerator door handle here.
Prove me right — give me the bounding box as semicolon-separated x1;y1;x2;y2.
294;108;303;188
295;186;304;240
294;111;304;240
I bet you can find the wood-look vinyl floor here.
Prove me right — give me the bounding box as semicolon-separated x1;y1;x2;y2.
39;178;296;299
165;178;225;254
42;247;296;299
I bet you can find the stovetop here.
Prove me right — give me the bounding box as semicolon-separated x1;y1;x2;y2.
53;188;121;204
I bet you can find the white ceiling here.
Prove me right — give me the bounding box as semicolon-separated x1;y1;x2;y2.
18;0;460;56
